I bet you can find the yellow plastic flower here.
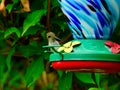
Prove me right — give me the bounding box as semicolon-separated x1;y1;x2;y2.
57;41;81;53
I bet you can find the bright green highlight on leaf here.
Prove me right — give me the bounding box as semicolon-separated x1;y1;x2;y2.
94;73;101;88
6;4;14;13
22;10;46;36
57;70;64;78
4;27;21;38
75;72;95;84
6;47;15;72
88;87;100;90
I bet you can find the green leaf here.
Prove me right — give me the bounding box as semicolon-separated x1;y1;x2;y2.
22;10;46;36
88;87;100;90
6;4;14;13
58;72;73;90
57;70;64;77
24;26;40;36
6;47;15;72
4;27;21;38
75;72;95;84
25;56;44;87
94;73;101;88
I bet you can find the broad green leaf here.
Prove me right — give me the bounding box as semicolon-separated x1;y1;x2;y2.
88;87;100;90
22;10;46;36
24;25;40;36
94;73;101;88
6;47;15;72
75;72;95;84
58;72;73;90
6;4;14;13
4;27;21;38
25;56;44;87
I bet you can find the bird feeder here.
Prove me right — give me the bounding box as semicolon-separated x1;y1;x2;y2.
49;0;120;73
50;39;120;73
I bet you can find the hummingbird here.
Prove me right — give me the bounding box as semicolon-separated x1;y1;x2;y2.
46;32;60;52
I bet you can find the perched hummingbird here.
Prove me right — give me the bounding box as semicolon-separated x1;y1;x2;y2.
46;32;60;52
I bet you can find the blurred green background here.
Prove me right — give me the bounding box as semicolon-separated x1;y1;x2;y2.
0;0;120;90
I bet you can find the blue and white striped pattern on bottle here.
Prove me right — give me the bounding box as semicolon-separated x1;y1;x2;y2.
58;0;120;39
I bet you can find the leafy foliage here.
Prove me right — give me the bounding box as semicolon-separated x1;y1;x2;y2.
6;47;15;72
75;72;95;84
59;72;73;90
4;27;21;38
25;56;44;87
0;0;120;90
22;10;46;36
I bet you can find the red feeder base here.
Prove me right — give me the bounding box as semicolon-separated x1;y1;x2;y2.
52;61;120;73
50;40;120;73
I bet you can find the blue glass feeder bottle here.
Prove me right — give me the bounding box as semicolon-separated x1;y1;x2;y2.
58;0;120;39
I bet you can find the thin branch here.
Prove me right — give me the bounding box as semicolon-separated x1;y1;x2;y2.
0;23;5;31
0;48;23;57
59;33;72;44
46;0;51;32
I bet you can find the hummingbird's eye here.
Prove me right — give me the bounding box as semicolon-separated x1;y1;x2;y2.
48;36;51;38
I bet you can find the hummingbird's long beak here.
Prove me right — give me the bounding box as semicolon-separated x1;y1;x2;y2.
55;36;61;41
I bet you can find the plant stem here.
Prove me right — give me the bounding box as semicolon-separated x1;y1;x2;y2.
0;23;5;31
47;0;51;32
60;33;72;44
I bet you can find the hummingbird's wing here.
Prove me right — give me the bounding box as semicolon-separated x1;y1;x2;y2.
48;40;60;52
51;40;60;51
